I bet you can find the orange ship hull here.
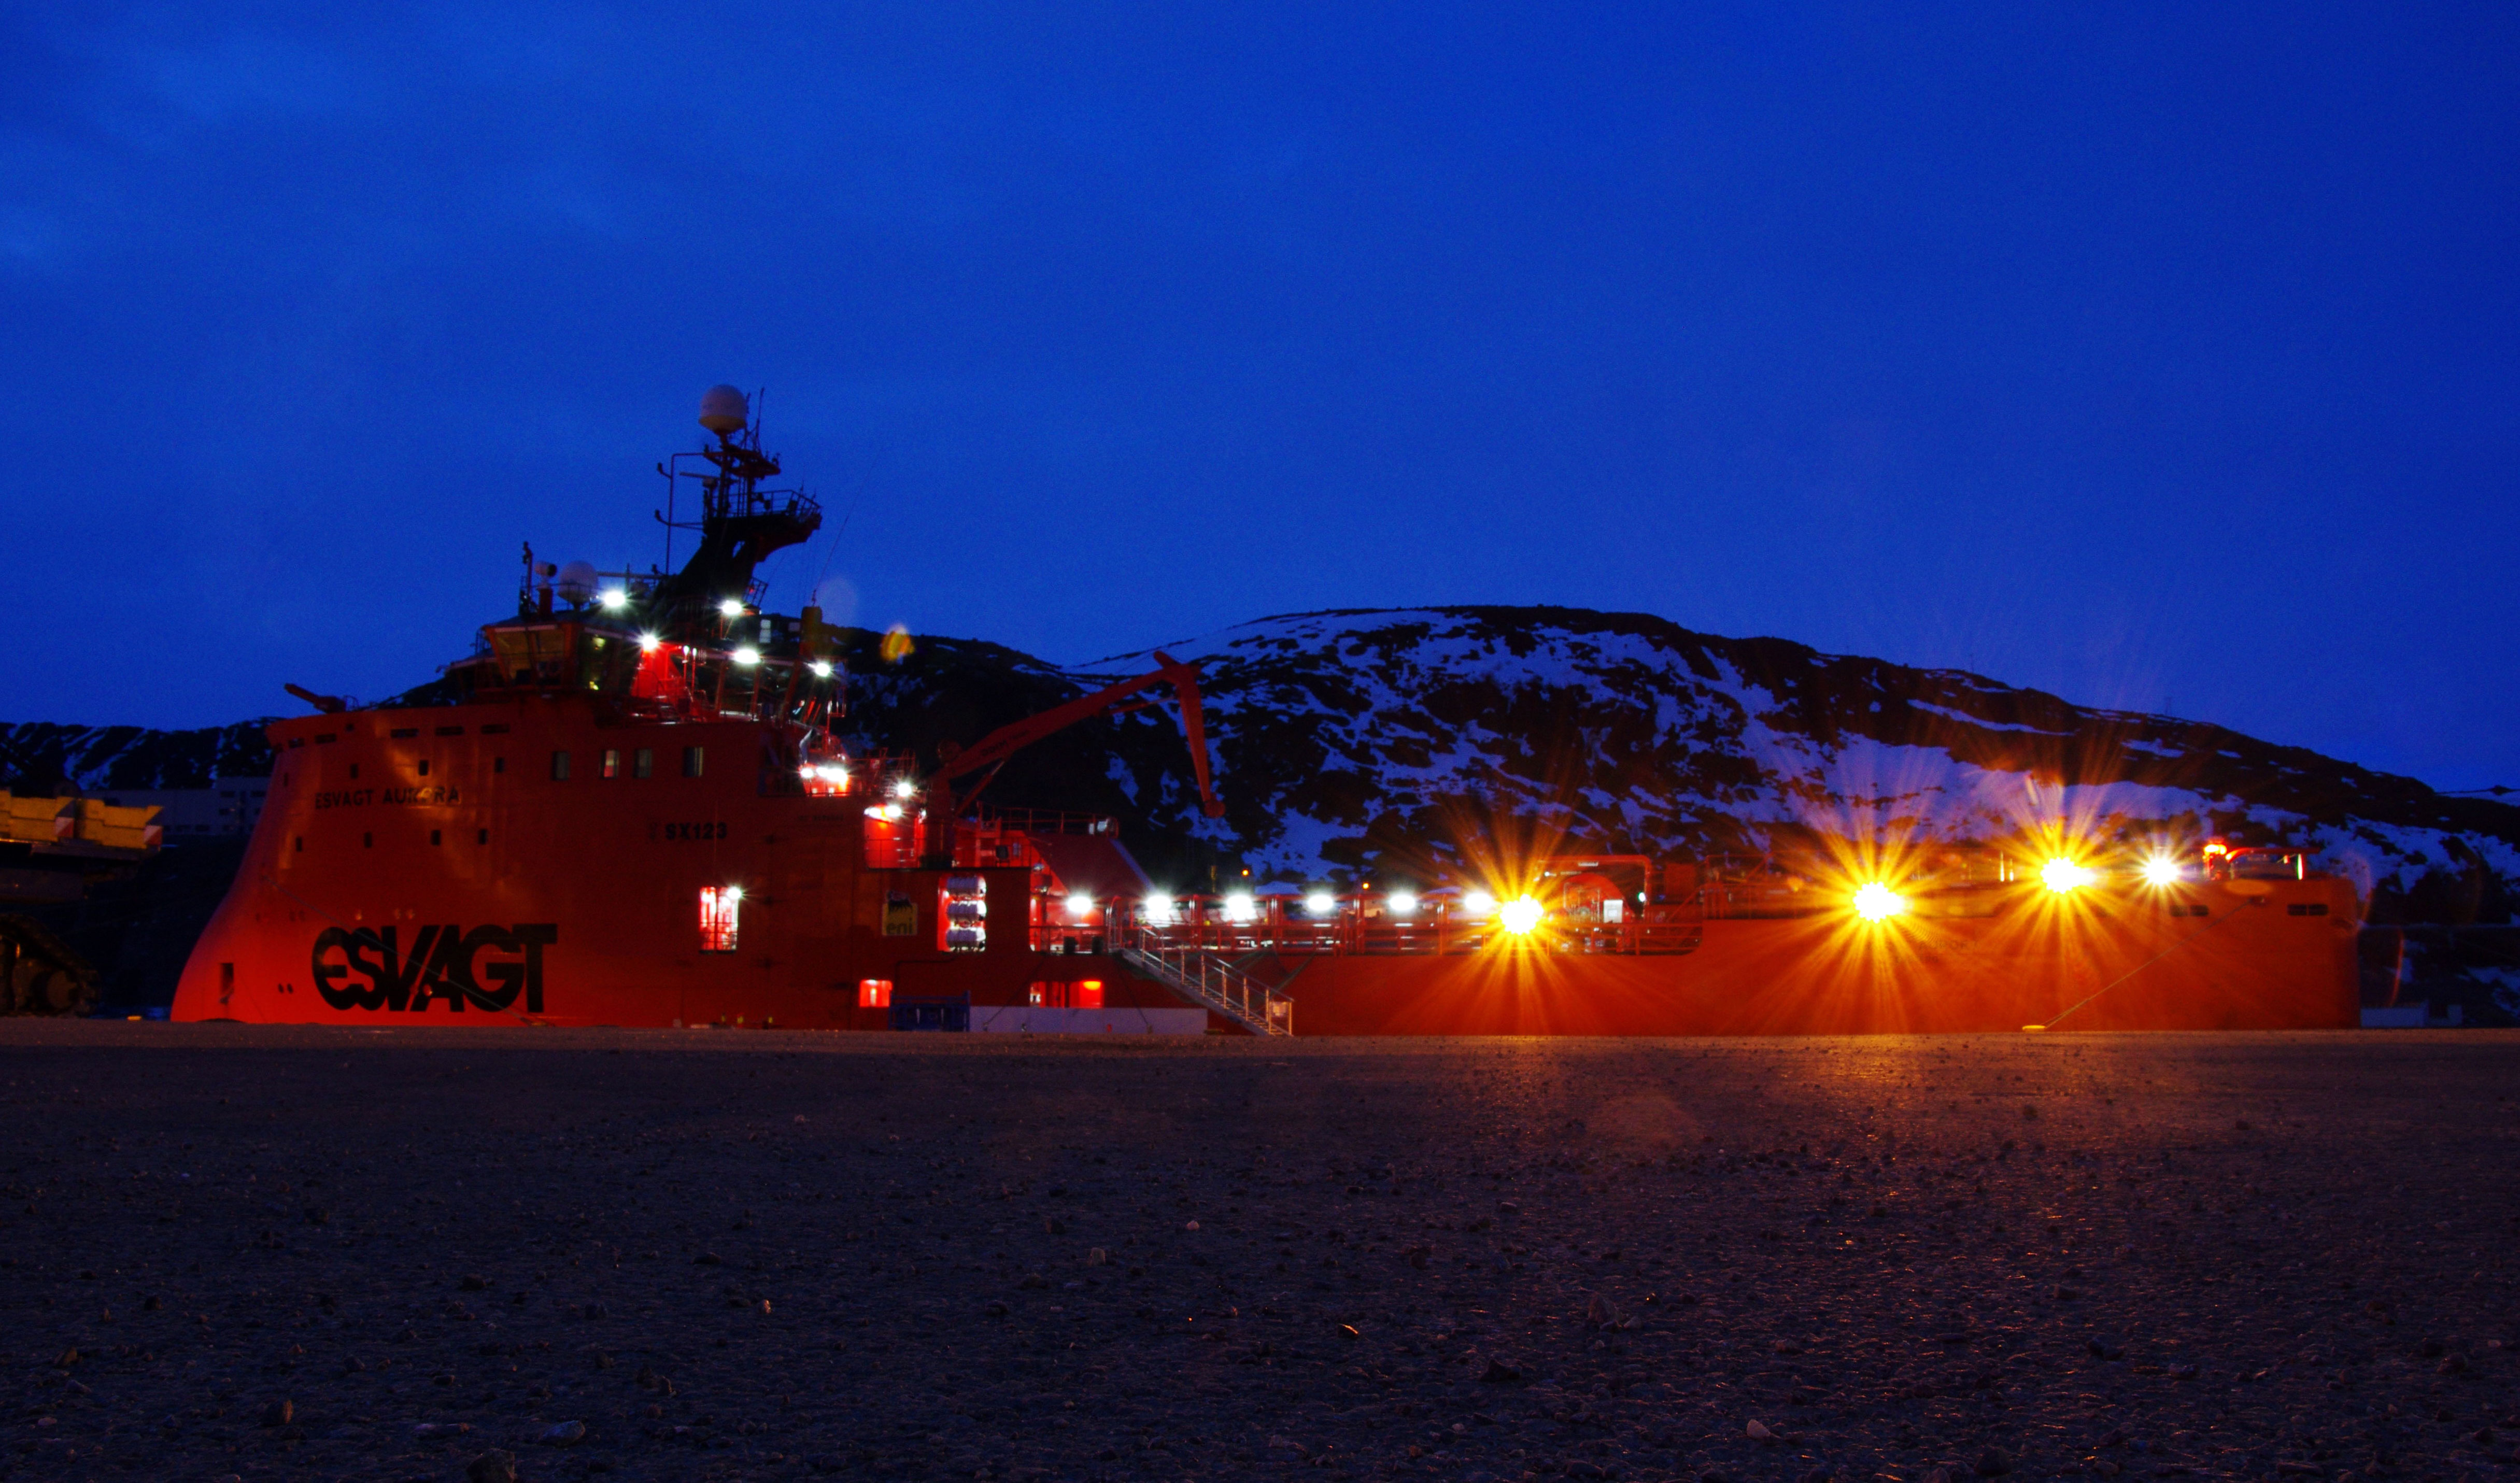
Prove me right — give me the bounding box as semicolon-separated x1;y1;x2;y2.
174;701;2361;1035
1261;877;2361;1035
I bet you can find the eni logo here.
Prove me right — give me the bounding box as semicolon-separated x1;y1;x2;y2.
310;924;557;1013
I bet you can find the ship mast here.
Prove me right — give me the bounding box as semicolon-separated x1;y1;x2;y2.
648;385;823;641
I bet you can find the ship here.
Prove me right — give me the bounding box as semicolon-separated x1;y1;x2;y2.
172;388;2361;1035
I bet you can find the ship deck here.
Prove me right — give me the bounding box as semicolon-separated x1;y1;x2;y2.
6;1022;2516;1480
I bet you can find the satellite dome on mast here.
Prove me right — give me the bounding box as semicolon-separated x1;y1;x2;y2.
699;384;751;436
553;560;599;606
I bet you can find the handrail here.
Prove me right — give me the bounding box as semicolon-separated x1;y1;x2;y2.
1116;925;1294;1036
1109;900;1705;958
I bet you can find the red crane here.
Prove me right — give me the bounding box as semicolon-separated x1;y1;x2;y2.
920;651;1224;860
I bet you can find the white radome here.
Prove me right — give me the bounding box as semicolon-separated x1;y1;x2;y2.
554;560;599;606
699;384;749;434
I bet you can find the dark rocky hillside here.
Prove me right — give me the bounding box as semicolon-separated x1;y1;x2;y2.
840;607;2519;919
12;605;2516;1014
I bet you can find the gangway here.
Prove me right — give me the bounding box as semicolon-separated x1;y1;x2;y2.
1115;925;1295;1037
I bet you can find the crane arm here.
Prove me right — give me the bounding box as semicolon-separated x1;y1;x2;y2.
931;650;1224;819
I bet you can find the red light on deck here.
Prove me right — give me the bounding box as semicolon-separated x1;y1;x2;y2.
858;979;893;1008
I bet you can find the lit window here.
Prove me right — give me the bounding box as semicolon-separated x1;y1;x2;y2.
700;886;741;952
1077;979;1105;1009
683;746;705;778
858;979;893;1008
602;749;620;779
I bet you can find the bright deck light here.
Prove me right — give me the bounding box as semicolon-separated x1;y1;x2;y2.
1498;895;1545;934
723;885;744;902
1305;891;1336;916
1852;881;1908;922
599;588;629;611
1143;893;1176;926
2141;855;2183;887
1461;889;1496;917
1388;890;1418;916
892;778;917;800
1223;892;1256;923
719;598;745;618
1066;893;1095;920
637;632;661;652
733;646;762;665
809;660;834;678
2041;858;2097;893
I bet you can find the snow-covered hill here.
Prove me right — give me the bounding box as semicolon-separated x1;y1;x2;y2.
11;605;2514;924
1061;606;2515;921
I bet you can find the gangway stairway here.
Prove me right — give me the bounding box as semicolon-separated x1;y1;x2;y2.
1116;926;1296;1036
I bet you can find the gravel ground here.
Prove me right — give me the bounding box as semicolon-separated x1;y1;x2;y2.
2;1024;2516;1483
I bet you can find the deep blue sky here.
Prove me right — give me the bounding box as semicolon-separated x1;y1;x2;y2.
4;4;2515;789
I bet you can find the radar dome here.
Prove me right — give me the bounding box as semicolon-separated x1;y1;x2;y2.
554;560;599;606
699;384;750;435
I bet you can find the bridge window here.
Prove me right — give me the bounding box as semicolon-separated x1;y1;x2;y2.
683;746;705;778
602;748;620;779
700;886;741;953
858;979;893;1008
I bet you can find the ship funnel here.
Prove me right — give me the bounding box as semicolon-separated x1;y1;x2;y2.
699;384;750;436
